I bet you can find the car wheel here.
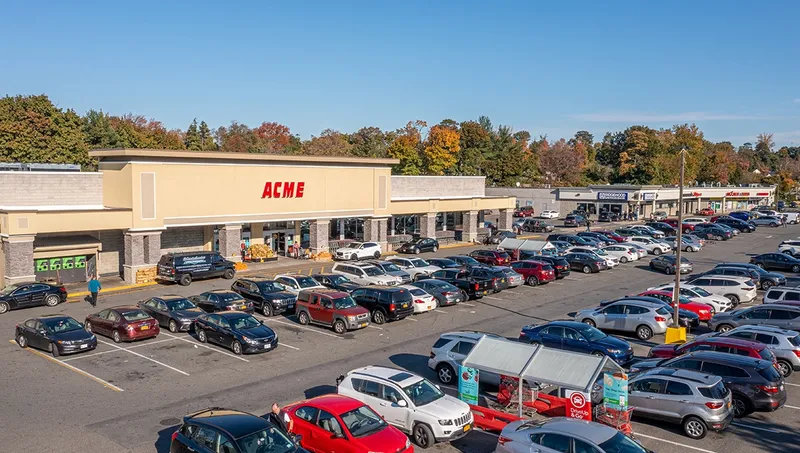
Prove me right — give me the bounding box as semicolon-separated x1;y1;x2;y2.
112;330;121;343
84;321;92;333
725;294;740;305
373;251;381;259
436;363;456;384
51;342;60;357
526;276;539;286
732;395;752;418
684;228;692;234
333;319;347;334
351;253;358;261
298;311;310;325
198;329;207;343
583;265;592;274
793;265;800;273
179;274;192;286
771;222;778;227
0;301;9;314
223;268;235;279
620;256;629;264
413;423;434;449
761;280;773;291
232;340;243;355
44;294;59;307
686;246;694;252
591;351;605;358
649;261;655;269
433;245;439;252
715;235;723;241
460;290;468;302
372;310;386;325
777;360;793;377
414;247;420;255
582;318;596;327
683;416;708;440
783;250;794;256
16;335;27;348
653;248;662;256
262;303;273;317
716;323;734;333
636;324;653;340
168;320;178;333
756;263;765;269
665;266;674;275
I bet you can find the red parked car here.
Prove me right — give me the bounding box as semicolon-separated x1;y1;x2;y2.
469;249;511;266
635;290;714;321
594;230;626;243
285;394;413;453
514;206;535;217
663;218;696;233
84;306;159;343
648;336;777;363
697;207;715;216
509;260;556;286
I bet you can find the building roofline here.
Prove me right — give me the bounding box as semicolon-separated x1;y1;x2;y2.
89;148;399;166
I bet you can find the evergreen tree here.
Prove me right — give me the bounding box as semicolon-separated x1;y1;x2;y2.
185;118;201;150
198;121;216;150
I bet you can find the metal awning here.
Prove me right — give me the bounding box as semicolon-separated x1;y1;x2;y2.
498;238;555;253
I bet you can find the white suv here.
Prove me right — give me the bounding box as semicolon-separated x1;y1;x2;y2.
331;262;400;286
779;240;800;257
628;236;671;255
335;242;382;260
763;286;800;304
336;366;473;448
388;257;441;280
684;275;758;305
274;274;326;295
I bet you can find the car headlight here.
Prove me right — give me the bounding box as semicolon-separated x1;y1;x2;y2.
242;336;258;345
405;438;411;449
607;349;622;354
630;367;640;373
438;419;453;426
347;315;356;322
57;340;75;345
89;335;96;341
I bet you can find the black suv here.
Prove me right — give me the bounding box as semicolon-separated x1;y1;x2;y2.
630;351;787;417
157;252;236;286
715;217;756;232
349;286;414;324
231;278;297;317
170;407;308;453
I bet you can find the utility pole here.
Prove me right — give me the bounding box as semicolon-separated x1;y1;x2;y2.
672;148;686;328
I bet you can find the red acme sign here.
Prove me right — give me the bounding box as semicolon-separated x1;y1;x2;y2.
757;192;769;196
261;182;305;199
726;192;750;197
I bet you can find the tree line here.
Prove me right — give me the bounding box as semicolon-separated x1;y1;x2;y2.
1;94;797;192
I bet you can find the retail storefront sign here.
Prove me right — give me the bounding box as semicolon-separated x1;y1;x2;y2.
725;191;750;197
35;255;87;272
458;366;480;405
261;181;306;199
757;192;770;197
641;193;656;201
565;390;592;420
603;371;628;410
597;192;628;201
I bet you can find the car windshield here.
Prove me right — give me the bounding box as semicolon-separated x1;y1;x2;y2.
409;288;427;296
258;282;286;292
349;242;364;249
364;267;385;276
0;284;19;296
340;405;387;437
578;325;607;341
594;249;608;256
236;426;295;453
411;259;429;267
698;381;728;399
598;432;649;453
381;263;402;272
408;238;424;244
691;287;711;297
333;296;357;309
121;310;150;322
166;299;196;311
230;315;261;330
330;275;350;284
43;317;83;333
460;257;481;266
296;277;319;288
402;378;445;406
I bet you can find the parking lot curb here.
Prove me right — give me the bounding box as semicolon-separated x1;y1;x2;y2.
67;281;158;302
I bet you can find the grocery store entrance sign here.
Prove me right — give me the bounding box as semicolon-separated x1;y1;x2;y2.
261;182;305;199
597;192;628;201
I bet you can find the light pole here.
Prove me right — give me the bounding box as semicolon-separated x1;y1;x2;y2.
667;147;688;343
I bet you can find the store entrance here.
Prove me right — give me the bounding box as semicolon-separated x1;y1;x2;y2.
600;203;624;215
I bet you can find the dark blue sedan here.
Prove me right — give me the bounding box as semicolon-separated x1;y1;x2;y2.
195;312;278;355
519;320;633;365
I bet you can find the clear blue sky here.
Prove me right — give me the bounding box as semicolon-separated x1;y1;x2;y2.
2;1;799;146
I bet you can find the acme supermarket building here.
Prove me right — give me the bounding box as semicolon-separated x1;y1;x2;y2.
0;149;515;287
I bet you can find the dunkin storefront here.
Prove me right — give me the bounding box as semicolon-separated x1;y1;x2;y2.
0;149;515;287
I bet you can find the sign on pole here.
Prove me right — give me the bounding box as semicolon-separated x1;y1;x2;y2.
603;372;629;410
565;390;592;420
458;366;479;405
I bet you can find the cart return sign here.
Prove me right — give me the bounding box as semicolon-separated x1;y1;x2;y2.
458;366;480;405
603;371;629;410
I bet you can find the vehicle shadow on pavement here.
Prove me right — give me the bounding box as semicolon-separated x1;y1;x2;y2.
732;417;800;452
389;353;438;380
155;424;179;453
474;299;551;323
304;384;337;399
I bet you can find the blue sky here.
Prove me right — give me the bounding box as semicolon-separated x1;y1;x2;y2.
2;1;799;146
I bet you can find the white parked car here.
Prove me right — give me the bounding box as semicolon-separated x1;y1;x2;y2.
334;241;383;261
601;244;639;263
336;366;473;448
647;283;734;312
621;243;648;259
401;285;437;313
540;210;560;219
388;257;441;280
331;262;400;286
274;274;327;294
680;275;758;305
627;236;671;255
683;217;708;225
784;212;800;224
779;240;800;257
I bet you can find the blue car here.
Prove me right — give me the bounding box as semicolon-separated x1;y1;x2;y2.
729;211;753;221
519;320;634;365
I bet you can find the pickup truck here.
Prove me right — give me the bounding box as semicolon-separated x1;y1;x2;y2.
423;268;493;299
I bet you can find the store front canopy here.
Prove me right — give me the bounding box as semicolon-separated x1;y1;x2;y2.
498;238;555;253
462;336;623;393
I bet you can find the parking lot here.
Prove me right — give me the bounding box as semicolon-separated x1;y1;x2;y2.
2;224;800;453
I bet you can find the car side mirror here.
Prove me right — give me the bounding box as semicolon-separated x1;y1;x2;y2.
397;399;408;407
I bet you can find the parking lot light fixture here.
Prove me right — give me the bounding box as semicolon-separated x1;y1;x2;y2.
666;147;687;344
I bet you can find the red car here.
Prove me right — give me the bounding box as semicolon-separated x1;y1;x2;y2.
509;260;556;286
648;336;777;362
697;207;715;216
285;394;413;453
594;230;626;243
84;306;159;343
514;206;535;217
469;249;511;266
635;290;714;321
663;218;696;233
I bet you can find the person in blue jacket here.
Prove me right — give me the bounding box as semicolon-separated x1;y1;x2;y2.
87;276;101;307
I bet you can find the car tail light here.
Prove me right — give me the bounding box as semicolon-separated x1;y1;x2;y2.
743;286;754;291
705;401;724;410
757;384;780;394
498;435;512;446
172;431;179;442
792;350;800;359
389;303;396;311
492;277;498;284
126;324;135;331
59;286;67;293
430;351;435;359
170;268;176;275
474;283;480;290
414;299;425;304
655;316;667;322
226;305;237;310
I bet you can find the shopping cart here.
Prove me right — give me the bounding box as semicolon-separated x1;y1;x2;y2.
595;404;635;437
496;375;541;415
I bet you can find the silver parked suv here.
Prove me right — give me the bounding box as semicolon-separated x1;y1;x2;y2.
626;368;734;439
330;262;400;286
697;325;800;377
573;299;672;340
428;331;504;386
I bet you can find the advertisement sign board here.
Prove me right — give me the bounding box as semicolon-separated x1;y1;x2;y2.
458;366;479;405
641;193;656;201
603;371;628;410
565;390;592;420
597;192;628;201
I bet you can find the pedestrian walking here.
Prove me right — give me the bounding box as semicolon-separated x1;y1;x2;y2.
268;402;294;435
87;275;101;308
586;218;592;232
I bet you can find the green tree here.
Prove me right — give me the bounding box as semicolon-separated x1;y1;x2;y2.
83;109;121;149
349;126;391;158
485;126;536;186
456;121;491;175
198;121;217;150
185;119;202;150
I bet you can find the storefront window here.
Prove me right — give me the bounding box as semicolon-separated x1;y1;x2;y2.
577;203;597;215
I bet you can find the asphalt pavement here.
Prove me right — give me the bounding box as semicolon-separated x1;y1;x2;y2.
2;222;800;453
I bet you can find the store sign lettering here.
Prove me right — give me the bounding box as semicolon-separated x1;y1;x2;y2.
641;193;655;201
757;192;769;196
725;191;750;197
35;256;86;272
261;181;305;199
597;192;628;201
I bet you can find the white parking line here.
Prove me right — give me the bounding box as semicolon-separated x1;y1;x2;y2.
279;342;300;351
635;433;716;453
367;325;384;330
483;296;504;301
97;339;190;376
433;309;448;314
261;316;343;339
731;422;780;433
460;302;476;307
784;404;800;410
160;332;249;362
405;317;418;321
62;337;180;362
785;382;800;387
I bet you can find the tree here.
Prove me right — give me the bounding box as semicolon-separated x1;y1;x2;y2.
456;121;491;175
484;126;536;186
387;121;426;175
185;119;202;150
423;125;460;175
478;115;493;134
754;133;776;170
538;138;586;186
216;121;255;153
302;129;353;156
253;121;292;153
350;126;391;158
198;121;217;150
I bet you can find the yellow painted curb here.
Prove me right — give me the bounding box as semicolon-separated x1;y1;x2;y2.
67;281;158;301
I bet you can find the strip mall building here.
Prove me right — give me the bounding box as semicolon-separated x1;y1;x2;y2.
0;150;515;287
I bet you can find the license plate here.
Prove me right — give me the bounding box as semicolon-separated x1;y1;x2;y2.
427;305;434;310
140;325;149;330
463;424;471;432
727;401;732;408
80;344;88;349
402;303;408;308
359;322;367;328
239;305;247;310
264;344;271;349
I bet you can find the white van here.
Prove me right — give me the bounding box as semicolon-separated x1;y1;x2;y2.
783;212;800;225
